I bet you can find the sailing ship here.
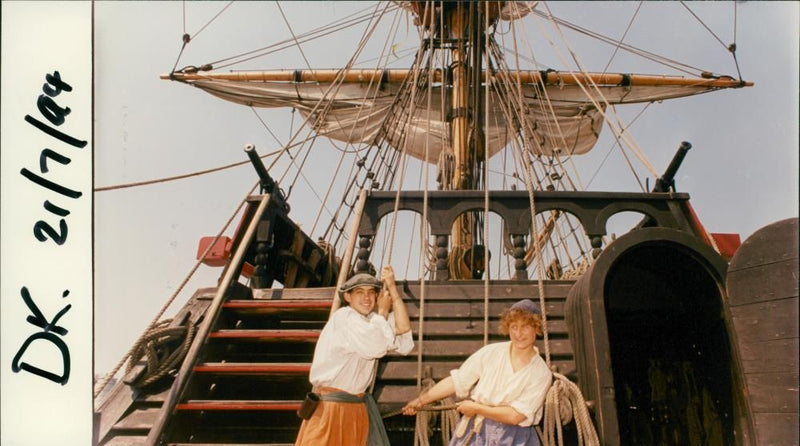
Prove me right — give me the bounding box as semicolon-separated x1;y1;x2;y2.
93;2;799;445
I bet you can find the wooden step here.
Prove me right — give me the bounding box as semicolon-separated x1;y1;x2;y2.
103;435;149;446
194;362;310;375
110;407;161;432
377;359;575;381
407;319;569;335
209;330;320;342
375;384;434;406
176;400;302;411
223;300;331;317
404;300;567;318
397;338;573;357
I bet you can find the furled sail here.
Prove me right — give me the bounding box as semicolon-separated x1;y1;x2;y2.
398;0;539;24
170;70;748;163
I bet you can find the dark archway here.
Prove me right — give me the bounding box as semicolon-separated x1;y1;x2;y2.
604;242;735;445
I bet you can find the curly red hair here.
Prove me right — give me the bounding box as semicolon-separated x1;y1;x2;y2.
498;308;543;336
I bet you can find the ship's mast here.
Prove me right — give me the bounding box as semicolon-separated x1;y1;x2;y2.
443;2;489;279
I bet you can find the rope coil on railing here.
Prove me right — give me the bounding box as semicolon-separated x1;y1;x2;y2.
125;318;198;389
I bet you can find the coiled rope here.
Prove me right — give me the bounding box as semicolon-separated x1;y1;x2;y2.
410;376;460;446
544;372;600;446
125;318;198;388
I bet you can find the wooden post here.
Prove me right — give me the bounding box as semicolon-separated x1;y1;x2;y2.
329;189;369;318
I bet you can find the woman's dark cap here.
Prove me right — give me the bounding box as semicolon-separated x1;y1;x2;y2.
510;298;541;315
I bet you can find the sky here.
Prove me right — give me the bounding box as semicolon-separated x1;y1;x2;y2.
91;1;798;377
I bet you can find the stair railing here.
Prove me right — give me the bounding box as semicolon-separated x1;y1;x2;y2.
146;193;274;445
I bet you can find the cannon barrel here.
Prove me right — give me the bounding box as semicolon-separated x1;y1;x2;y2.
653;141;692;192
244;144;288;211
245;144;276;191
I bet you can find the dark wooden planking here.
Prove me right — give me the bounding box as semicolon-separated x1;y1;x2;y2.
727;218;798;271
176;400;302;411
136;387;171;404
389;338;573;357
738;336;800;375
375;384;432;405
730;298;799;342
104;436;148;446
378;359;575;381
252;281;576;302
400;281;575;300
727;260;799;306
752;413;800;446
253;287;335;301
407;319;568;336
194;362;311;375
745;372;800;413
112;407;160;430
224;300;331;316
209;329;320;342
224;300;331;307
725;218;799;446
404;301;566;319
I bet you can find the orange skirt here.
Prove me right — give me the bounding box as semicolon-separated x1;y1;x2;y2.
294;399;369;446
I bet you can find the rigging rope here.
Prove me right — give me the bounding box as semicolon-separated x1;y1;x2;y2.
535;2;659;178
483;4;492;347
521;145;600;446
192;1;234;42
209;3;400;70
679;1;730;51
601;1;643;75
501;10;600;439
94;148;282;192
528;8;709;78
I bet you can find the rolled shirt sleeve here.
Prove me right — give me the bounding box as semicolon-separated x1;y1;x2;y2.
340;308;399;359
392;327;414;355
450;344;491;398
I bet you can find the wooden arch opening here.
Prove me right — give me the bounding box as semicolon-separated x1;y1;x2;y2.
604;241;735;445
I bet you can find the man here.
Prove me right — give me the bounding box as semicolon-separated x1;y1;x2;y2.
295;265;413;445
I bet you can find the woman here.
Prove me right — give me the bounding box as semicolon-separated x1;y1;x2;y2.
295;265;413;446
403;299;552;445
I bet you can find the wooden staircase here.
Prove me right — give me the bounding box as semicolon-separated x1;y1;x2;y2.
157;289;329;445
96;280;576;445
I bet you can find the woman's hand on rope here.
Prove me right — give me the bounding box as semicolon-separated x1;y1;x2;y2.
402;395;425;415
455;400;481;417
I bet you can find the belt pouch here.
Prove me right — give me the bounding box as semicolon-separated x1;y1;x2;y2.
297;392;321;420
